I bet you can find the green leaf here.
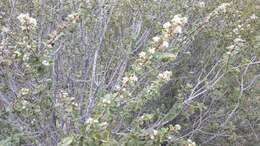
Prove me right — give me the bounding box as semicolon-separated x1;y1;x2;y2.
58;136;74;146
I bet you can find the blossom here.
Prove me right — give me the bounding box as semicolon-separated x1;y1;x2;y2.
175;124;181;130
17;13;37;29
23;54;30;61
171;14;188;26
99;122;108;127
130;75;138;82
153;129;158;135
86;117;98;124
148;48;156;54
187;139;196;146
232;28;239;34
150;135;155;139
250;14;257;20
122;76;129;84
161;41;169;48
168;53;177;59
1;26;9;33
42;60;50;66
174;25;183;34
102;98;111;104
21;100;29;106
138;51;146;58
216;3;230;12
158;70;172;81
20;88;30;95
66;12;80;23
233;38;245;43
163;33;171;39
152;36;160;43
197;1;206;8
163;22;172;29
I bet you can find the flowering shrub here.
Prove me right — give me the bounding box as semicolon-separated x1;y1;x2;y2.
0;0;259;146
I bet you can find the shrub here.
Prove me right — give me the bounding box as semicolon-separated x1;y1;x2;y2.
0;0;259;145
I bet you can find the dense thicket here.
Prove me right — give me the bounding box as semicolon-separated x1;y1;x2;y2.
0;0;259;145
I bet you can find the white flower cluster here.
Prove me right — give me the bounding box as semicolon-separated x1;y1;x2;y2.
196;1;206;8
174;124;181;131
17;13;37;30
187;139;196;146
151;14;188;50
135;14;188;68
150;129;158;140
226;37;246;55
216;3;231;13
85;117;99;124
250;14;258;20
122;75;138;85
66;12;80;24
21;100;29;109
20;88;30;96
102;98;111;104
157;70;172;81
116;15;187;100
170;14;188;27
42;60;50;66
205;3;231;22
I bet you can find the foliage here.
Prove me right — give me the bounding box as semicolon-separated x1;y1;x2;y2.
0;0;259;145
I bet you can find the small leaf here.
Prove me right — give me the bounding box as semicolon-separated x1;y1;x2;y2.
58;136;74;146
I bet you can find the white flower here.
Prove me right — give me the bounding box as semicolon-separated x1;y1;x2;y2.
187;139;193;143
23;54;30;61
86;117;98;124
122;76;129;84
163;33;171;39
20;88;30;95
31;119;36;124
153;129;158;135
234;38;245;43
232;28;239;34
138;51;146;58
175;124;181;130
181;17;188;24
152;36;160;43
66;12;79;23
42;60;50;66
99;122;108;127
130;75;138;82
86;118;93;124
171;15;188;26
171;14;182;24
250;14;257;20
174;25;183;34
21;100;29;106
197;1;206;8
161;41;169;48
158;70;172;81
163;22;172;29
114;84;121;91
17;13;29;23
168;53;177;59
14;51;22;57
102;98;111;104
17;13;37;28
148;48;156;54
216;3;230;12
1;26;9;33
150;135;155;139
